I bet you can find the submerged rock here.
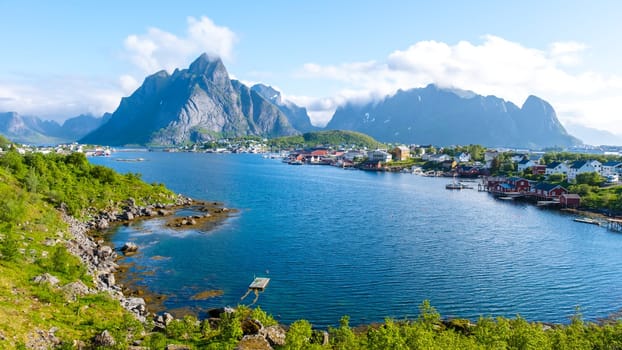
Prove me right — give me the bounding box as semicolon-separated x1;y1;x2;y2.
121;242;139;253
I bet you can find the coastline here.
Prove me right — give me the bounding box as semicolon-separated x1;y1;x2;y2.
62;194;236;322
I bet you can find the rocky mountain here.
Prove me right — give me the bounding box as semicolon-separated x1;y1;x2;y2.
59;113;111;140
80;54;298;146
0;112;108;144
326;84;581;148
251;84;319;133
564;122;622;146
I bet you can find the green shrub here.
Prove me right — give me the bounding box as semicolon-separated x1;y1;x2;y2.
218;311;243;342
250;306;278;327
166;315;200;341
0;229;20;261
284;319;313;350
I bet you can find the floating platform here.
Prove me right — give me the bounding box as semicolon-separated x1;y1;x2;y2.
573;217;603;226
537;200;558;206
249;277;270;291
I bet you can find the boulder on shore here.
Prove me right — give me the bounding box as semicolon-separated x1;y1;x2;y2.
92;330;116;347
33;273;60;286
236;335;273;350
261;325;287;347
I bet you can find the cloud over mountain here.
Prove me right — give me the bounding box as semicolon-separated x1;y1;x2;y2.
0;16;238;123
294;35;622;133
123;16;237;74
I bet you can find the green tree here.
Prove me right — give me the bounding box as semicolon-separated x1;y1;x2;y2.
367;318;408;350
166;315;200;340
466;144;485;162
51;246;71;274
25;167;40;193
0;150;27;178
0;228;19;261
218;311;243;343
575;172;603;186
0;134;11;149
284;319;313;350
330;316;359;350
548;173;566;183
418;300;441;329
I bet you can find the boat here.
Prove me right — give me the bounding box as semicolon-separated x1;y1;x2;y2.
445;183;463;190
288;160;303;165
446;175;469;190
573;217;603;226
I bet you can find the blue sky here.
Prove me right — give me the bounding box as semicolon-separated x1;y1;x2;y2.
1;0;621;137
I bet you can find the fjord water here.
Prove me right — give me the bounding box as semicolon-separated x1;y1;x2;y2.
90;153;622;327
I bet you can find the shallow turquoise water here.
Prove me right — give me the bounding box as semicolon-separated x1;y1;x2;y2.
90;152;622;327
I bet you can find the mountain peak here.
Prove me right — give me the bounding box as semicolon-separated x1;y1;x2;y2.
81;54;299;146
251;84;282;104
188;53;225;75
521;95;554;115
326;85;580;148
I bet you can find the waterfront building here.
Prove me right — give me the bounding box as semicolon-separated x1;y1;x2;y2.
567;160;602;181
545;161;569;176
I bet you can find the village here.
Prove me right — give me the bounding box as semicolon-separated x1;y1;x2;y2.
280;144;622;226
3;136;622;229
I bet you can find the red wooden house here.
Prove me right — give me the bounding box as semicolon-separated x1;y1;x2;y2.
560;193;581;208
508;177;531;192
533;183;568;199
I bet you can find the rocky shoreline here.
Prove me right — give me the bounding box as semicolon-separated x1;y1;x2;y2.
61;194;232;322
59;195;297;349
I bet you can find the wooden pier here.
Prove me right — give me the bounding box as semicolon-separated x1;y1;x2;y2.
249;277;270;291
241;277;270;305
608;218;622;233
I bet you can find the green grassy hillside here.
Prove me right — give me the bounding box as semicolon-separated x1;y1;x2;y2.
269;130;383;149
0;143;175;348
2;137;622;348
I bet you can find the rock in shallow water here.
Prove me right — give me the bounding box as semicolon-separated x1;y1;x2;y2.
120;242;138;253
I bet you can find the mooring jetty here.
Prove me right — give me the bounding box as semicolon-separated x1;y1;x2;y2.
249;277;270;291
240;276;271;306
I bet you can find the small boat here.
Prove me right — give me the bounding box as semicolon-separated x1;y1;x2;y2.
445;176;473;190
573;217;602;226
288;160;303;165
445;183;463;190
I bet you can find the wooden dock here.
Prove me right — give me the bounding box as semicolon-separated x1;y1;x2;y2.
249;277;270;291
241;277;270;306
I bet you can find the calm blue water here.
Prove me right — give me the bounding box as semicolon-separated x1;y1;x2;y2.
90;152;622;327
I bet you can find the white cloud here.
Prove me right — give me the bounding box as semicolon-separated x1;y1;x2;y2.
0;75;121;122
123;16;237;74
294;35;622;134
0;16;238;122
549;41;587;66
119;75;140;94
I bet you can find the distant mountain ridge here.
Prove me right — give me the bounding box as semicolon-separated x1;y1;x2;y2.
3;54;585;148
80;54;302;146
0;111;108;144
326;84;581;148
564;123;622;146
251;84;319;133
